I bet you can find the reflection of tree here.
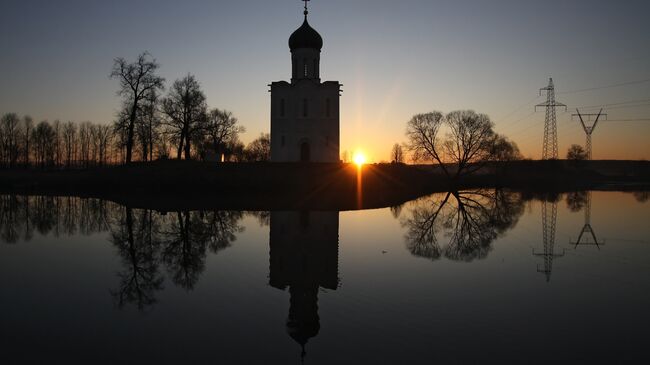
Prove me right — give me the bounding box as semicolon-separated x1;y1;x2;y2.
402;190;524;262
566;191;588;212
161;211;207;290
633;191;649;203
390;204;404;219
247;211;270;227
160;211;243;290
202;211;245;252
109;207;163;311
0;195;115;243
0;195;23;243
0;195;244;309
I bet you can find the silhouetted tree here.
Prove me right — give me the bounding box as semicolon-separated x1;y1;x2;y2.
391;143;404;163
1;113;22;167
443;110;496;178
245;133;271;162
52;120;62;166
203;108;245;161
110;52;165;164
61;121;77;167
22;115;33;166
162;74;207;159
406;110;498;181
490;134;521;162
135;89;161;161
567;144;587;161
405;111;446;170
31;121;56;167
92;124;113;165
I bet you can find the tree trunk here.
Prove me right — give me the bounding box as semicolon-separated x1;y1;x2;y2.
176;131;184;160
184;132;191;160
126;103;137;164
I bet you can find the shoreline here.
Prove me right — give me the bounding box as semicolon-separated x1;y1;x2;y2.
1;160;648;211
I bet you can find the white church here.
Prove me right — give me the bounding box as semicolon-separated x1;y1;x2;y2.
270;2;341;163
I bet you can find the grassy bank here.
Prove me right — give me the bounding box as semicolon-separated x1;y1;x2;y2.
0;160;648;211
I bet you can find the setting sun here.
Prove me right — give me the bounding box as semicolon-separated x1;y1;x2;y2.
353;151;367;166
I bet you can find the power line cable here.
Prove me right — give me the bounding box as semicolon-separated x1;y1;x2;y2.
572;98;650;109
557;77;650;95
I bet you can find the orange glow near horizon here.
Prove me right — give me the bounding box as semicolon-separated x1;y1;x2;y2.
353;151;367;167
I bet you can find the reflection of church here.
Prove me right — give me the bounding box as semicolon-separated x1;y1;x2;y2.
269;211;339;359
269;1;341;162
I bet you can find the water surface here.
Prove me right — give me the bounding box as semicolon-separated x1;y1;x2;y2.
1;190;649;364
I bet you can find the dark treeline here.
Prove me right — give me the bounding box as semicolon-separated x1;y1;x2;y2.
0;52;270;169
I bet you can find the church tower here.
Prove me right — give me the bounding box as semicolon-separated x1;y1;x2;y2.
270;1;341;162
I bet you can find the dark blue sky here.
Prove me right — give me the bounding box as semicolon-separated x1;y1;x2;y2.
1;0;649;159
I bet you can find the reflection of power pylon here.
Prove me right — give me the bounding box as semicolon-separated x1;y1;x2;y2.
572;109;607;160
570;192;604;249
536;78;567;160
533;201;564;282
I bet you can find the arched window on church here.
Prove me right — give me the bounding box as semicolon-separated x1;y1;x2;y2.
281;135;285;147
303;99;308;117
280;98;285;117
326;98;331;117
303;58;308;77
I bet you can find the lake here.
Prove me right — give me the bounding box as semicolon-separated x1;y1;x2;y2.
1;190;649;364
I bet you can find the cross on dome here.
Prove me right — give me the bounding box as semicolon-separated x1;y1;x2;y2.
303;0;310;18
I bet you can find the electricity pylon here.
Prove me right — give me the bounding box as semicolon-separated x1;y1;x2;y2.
533;200;564;282
570;191;604;249
536;78;567;160
572;109;607;160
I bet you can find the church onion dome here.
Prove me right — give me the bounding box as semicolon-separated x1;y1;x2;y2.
289;19;323;51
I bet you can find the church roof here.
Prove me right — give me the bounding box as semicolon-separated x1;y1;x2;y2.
289;18;323;51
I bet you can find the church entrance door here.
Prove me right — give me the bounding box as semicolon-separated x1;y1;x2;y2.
300;142;310;162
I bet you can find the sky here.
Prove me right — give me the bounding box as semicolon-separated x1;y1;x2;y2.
1;0;649;161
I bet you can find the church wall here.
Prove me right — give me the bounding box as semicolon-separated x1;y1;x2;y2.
270;80;340;162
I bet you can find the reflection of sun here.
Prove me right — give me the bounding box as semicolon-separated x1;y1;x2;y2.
353;151;367;166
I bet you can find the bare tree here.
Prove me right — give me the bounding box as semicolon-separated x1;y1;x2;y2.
245;133;271;162
391;143;404;163
204;108;245;161
1;113;22;167
405;111;448;175
78;121;92;166
62;122;77;167
162;74;207;160
110;52;165;164
23;115;33;166
406;110;497;181
31;121;56;167
130;88;162;161
443;110;495;178
92;124;113;165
